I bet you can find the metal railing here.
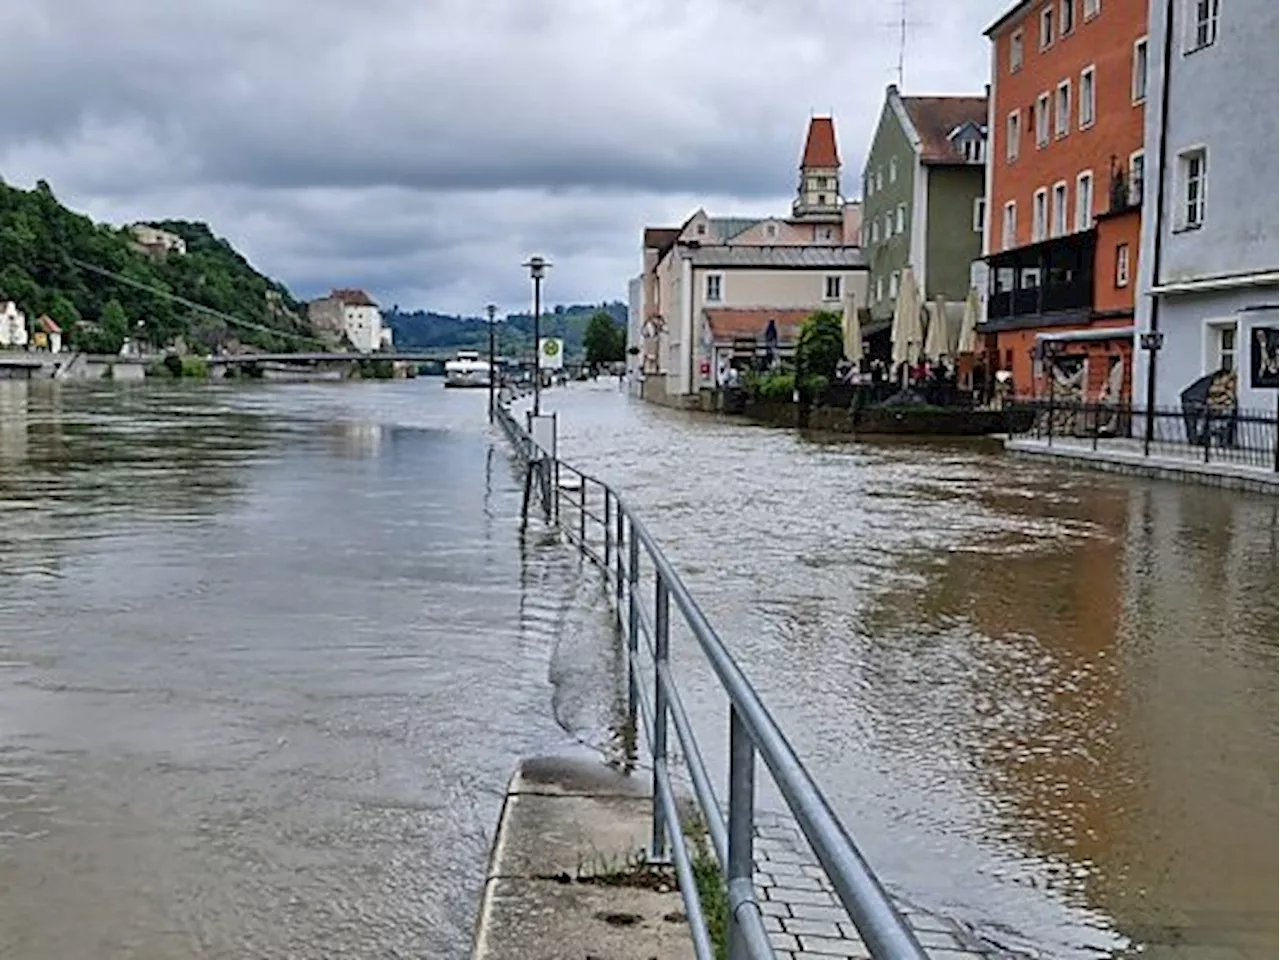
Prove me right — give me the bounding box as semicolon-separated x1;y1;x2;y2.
1006;398;1279;471
495;401;928;960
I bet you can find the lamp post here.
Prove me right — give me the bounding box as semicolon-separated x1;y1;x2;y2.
486;303;498;423
523;256;550;417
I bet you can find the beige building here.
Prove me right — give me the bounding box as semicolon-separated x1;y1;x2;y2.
307;288;390;354
129;224;187;258
635;117;869;405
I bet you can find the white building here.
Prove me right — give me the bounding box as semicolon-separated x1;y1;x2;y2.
308;289;389;354
0;301;29;348
129;224;187;257
627;274;644;397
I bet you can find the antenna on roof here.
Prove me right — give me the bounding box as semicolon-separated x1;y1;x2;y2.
896;0;908;87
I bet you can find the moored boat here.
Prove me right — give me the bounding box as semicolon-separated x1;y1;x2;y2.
444;351;493;388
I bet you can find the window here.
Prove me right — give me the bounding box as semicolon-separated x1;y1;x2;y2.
705;273;722;302
1040;5;1055;47
1006;110;1022;161
871;219;880;243
1051;181;1069;236
1129;151;1146;205
1002;201;1017;250
895;203;907;234
1215;325;1236;371
973;197;987;233
1061;0;1075;34
960;138;985;162
1055;81;1071;138
1189;0;1219;51
696;222;707;236
1133;38;1149;102
889;157;898;183
824;276;843;300
1180;147;1207;228
890;271;901;298
1115;244;1130;286
1083;0;1100;17
764;223;778;239
865;173;873;197
875;167;884;191
817;194;827;205
1076;170;1094;230
1035;93;1050;147
1033;188;1049;241
875;276;885;301
884;213;893;238
1079;66;1096;128
1010;30;1024;71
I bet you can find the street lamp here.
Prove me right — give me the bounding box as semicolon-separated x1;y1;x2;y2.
523;256;550;416
486;303;498;423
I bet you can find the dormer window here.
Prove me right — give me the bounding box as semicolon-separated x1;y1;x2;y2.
696;223;706;236
764;223;778;239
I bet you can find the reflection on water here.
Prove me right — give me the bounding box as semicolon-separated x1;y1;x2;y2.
540;384;1277;960
0;380;621;960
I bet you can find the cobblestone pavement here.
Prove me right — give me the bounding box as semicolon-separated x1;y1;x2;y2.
753;810;1033;960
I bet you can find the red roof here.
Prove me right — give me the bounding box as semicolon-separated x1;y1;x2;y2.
37;315;62;334
900;96;988;164
331;288;377;307
704;308;811;342
800;117;840;168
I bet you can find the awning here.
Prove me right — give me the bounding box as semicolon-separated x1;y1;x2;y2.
1035;326;1135;344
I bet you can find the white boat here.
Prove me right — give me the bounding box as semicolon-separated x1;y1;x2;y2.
444;351;493;388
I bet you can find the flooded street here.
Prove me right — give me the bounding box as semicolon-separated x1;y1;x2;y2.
541;383;1278;960
0;380;620;960
0;378;1274;960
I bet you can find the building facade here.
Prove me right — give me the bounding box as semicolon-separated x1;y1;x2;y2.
129;224;187;258
0;301;28;348
863;86;989;336
307;289;390;353
1132;0;1279;415
634;118;869;405
981;0;1149;402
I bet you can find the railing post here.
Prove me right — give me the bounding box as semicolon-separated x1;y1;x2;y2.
579;478;587;546
651;574;670;861
615;508;625;619
1203;410;1213;463
727;706;755;960
626;533;640;729
603;489;613;570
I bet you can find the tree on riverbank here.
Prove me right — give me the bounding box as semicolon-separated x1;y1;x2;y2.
794;310;844;394
583;310;626;367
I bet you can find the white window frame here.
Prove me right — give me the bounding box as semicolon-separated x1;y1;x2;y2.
1032;187;1049;241
1132;37;1149;103
1129;150;1146;205
865;173;873;197
1083;0;1100;18
1035;93;1051;147
1115;243;1130;287
889;271;901;298
895;203;907;234
1055;80;1072;138
824;275;843;300
1010;30;1024;71
889;157;898;183
1207;320;1237;373
973;197;987;233
884;212;893;238
1079;66;1096;128
875;275;884;301
1187;0;1220;52
1006;110;1022;162
1075;170;1094;230
1179;146;1208;229
1060;0;1075;35
1040;4;1055;47
704;273;723;303
871;218;880;243
875;167;884;191
1051;180;1069;237
1002;200;1018;250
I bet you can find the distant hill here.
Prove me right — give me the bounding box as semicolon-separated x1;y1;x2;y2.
385;301;627;358
0;179;312;353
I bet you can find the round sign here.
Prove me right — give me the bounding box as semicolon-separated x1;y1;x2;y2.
542;339;561;357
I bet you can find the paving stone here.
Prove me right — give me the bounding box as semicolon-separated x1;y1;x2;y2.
911;928;968;950
769;931;801;952
758;898;793;918
781;917;843;938
770;886;838;906
797;933;876;958
788;902;852;924
762;914;784;933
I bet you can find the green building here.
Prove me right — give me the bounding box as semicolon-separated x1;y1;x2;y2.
861;85;989;330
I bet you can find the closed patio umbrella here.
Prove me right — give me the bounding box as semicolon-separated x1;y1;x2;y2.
956;286;980;355
890;266;924;373
843;305;863;365
924;295;951;361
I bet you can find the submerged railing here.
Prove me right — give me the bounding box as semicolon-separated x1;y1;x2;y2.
495;401;928;960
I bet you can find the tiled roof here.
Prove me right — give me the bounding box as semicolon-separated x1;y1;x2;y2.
801;117;840;168
900;96;988;164
688;245;866;269
644;227;681;254
704;308;811;342
330;288;378;307
708;217;763;242
37;314;61;334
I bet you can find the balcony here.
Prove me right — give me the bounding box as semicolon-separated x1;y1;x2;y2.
984;229;1096;325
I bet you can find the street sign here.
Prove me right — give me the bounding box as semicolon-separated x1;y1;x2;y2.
1139;331;1165;351
538;337;564;370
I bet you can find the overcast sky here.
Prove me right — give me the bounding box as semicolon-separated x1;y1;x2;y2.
1;0;1007;316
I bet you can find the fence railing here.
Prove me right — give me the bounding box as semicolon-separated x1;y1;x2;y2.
494;401;928;960
1006;398;1279;471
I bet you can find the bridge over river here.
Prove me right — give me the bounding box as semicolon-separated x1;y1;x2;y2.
0;378;1273;960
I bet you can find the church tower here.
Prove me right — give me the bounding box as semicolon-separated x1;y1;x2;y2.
792;116;843;220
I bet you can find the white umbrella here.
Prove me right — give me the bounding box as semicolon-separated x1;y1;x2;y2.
924;295;951;361
956;286;980;354
843;303;863;365
890;265;923;370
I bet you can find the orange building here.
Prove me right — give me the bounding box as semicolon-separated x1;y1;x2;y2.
980;0;1148;401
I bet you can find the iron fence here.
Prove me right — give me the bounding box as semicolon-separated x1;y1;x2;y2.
494;402;928;960
1006;398;1279;471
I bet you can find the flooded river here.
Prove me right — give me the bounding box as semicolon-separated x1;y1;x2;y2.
0;379;1274;959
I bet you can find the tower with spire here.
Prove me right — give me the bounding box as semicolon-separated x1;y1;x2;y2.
792;116;843;221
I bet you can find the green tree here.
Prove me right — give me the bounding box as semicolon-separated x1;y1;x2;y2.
46;292;81;330
96;298;130;353
583;310;625;367
794;311;844;390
